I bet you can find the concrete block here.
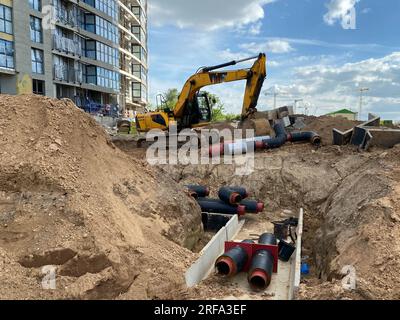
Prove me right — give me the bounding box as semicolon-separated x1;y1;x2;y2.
185;215;244;288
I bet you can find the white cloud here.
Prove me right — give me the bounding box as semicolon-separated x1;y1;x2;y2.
240;40;294;54
248;22;263;35
323;0;360;26
149;0;275;30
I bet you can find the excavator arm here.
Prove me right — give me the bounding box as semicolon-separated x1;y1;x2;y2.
173;53;267;120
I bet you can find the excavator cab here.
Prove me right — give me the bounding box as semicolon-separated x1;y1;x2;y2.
180;91;212;129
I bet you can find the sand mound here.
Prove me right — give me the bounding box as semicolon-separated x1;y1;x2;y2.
302;115;360;146
0;94;202;299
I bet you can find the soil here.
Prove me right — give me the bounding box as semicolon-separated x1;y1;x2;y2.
0;95;201;300
1;95;399;300
302;115;361;146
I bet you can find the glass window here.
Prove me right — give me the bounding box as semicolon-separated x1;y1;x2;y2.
32;79;45;95
0;39;14;69
29;0;42;11
30;16;43;43
31;48;44;74
0;5;12;34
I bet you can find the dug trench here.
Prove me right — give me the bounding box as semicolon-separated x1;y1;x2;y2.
119;141;400;300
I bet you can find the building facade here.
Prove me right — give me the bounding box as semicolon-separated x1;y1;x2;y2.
0;0;148;114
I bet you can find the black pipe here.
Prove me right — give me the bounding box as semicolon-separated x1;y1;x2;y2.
216;240;255;277
288;131;321;146
223;186;249;199
259;233;277;246
240;199;264;213
218;187;242;205
261;123;288;149
202;213;231;231
197;198;246;216
248;233;276;290
186;185;210;198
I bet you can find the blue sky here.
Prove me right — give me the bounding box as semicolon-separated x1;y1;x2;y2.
148;0;400;120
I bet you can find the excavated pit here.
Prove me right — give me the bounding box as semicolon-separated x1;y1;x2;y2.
141;142;400;300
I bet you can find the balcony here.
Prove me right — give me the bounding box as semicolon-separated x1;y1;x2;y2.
54;65;83;83
53;35;82;56
53;6;78;28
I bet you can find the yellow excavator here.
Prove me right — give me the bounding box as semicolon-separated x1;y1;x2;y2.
135;53;267;133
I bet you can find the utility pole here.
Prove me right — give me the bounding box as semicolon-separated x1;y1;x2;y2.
358;88;369;121
294;99;303;114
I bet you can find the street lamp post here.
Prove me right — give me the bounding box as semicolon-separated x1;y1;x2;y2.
359;88;369;120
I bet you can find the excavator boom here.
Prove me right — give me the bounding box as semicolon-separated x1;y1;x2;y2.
135;53;267;133
174;53;267;119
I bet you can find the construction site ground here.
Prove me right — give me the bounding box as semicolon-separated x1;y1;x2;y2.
1;95;400;300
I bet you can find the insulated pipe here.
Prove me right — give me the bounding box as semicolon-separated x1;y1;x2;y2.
260;123;288;150
186;185;210;198
287;131;322;146
215;240;255;277
248;233;277;290
209;136;271;156
224;186;249;199
197;198;246;216
218;187;243;205
240;199;264;213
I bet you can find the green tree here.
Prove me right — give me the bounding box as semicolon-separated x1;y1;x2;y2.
162;88;179;110
207;92;241;122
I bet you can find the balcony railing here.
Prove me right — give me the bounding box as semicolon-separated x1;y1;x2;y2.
54;65;83;83
53;6;78;28
53;35;82;56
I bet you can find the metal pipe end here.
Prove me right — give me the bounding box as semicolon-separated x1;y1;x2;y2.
230;192;242;204
215;256;237;277
311;135;322;146
248;269;270;290
237;205;246;216
256;202;265;213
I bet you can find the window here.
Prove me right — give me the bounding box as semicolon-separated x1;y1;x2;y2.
0;5;12;34
0;39;14;69
82;14;118;44
32;79;45;95
84;65;119;90
31;48;44;74
85;40;96;59
29;0;42;11
85;65;97;84
30;16;43;43
83;0;118;20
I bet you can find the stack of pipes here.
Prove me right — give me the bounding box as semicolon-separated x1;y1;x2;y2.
187;185;264;216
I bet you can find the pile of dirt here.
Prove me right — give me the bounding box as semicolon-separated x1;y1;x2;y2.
0;94;203;299
302;115;360;146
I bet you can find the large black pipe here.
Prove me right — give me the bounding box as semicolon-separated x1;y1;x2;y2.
197;198;246;216
261;123;288;150
288;132;321;146
186;185;210;198
240;199;264;213
216;240;255;277
248;233;277;290
218;187;242;205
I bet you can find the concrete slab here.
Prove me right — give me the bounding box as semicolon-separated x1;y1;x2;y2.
185;215;245;288
333;128;353;145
